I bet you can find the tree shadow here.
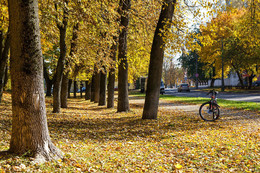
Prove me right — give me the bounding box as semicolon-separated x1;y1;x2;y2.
0;151;15;161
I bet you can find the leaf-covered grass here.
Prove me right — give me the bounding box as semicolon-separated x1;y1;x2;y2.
0;92;259;172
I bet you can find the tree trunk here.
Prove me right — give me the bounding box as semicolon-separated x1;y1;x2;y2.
0;29;10;103
235;70;244;89
117;0;131;112
8;0;62;161
80;81;83;98
107;36;117;108
94;71;100;103
53;1;68;113
99;68;107;106
68;79;72;98
142;0;176;119
91;75;95;102
43;63;53;96
60;72;69;108
248;74;254;89
85;80;91;100
62;22;79;103
3;62;9;91
73;80;77;98
210;79;215;88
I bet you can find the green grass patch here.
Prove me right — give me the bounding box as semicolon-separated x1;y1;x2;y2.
130;92;260;112
160;95;260;111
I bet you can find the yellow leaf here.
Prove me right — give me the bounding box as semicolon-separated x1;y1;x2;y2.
175;163;182;169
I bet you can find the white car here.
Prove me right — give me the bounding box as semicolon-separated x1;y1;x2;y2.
178;83;190;92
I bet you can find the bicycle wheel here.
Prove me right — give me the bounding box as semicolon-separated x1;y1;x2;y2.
199;102;220;121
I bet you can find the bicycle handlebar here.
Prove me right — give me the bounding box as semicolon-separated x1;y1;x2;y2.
207;90;218;95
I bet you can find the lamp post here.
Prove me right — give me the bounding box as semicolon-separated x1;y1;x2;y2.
195;52;198;89
221;39;225;92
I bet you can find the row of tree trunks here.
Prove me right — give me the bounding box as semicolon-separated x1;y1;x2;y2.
0;29;10;103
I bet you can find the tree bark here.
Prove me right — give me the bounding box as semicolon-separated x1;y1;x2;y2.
107;36;117;108
117;0;131;112
94;71;100;103
8;0;62;161
210;79;215;88
43;63;53;96
53;1;68;113
68;79;72;98
142;0;176;119
248;74;254;89
73;80;77;98
60;72;69;108
91;74;95;102
3;62;9;90
61;22;79;106
79;81;83;98
99;68;107;106
85;80;91;100
0;29;10;103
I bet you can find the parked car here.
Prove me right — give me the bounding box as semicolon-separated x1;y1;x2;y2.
160;80;165;95
178;83;190;92
253;81;260;87
77;87;86;92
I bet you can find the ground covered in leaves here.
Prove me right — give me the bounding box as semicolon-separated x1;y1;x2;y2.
0;93;259;172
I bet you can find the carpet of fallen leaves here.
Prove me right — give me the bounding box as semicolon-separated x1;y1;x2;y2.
0;92;259;172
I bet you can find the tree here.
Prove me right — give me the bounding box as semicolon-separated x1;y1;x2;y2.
8;0;62;162
198;5;260;89
117;0;131;112
178;50;209;83
142;0;176;119
61;22;79;108
53;0;69;113
107;36;117;108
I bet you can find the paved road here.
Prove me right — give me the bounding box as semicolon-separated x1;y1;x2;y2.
165;88;260;102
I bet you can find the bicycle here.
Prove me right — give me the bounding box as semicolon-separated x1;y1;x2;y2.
199;90;220;121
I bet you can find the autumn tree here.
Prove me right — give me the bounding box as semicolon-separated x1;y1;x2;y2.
198;4;260;88
8;0;62;161
0;0;10;103
142;0;176;119
52;0;69;113
117;0;131;112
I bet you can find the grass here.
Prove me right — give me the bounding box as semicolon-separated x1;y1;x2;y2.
0;92;259;172
130;91;260;112
160;95;260;112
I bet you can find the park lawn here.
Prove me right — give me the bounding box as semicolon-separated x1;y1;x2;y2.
0;92;259;172
160;95;260;112
130;92;260;111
